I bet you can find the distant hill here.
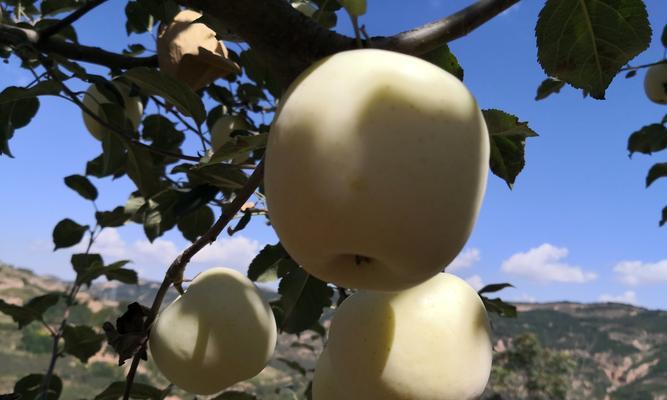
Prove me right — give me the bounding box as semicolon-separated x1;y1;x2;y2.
1;262;666;399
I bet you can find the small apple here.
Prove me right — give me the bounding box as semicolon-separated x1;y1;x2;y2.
644;63;667;104
157;10;239;90
292;1;318;17
81;81;143;141
149;267;277;395
315;273;492;400
265;49;489;291
211;115;252;152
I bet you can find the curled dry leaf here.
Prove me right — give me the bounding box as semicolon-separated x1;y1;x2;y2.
157;10;240;90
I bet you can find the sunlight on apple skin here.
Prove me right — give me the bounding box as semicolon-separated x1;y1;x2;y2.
148;268;277;395
644;63;667;104
314;273;492;400
265;49;489;291
81;82;143;140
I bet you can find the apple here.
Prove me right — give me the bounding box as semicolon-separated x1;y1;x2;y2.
292;1;318;17
81;81;143;140
312;350;347;400
149;267;277;395
644;63;667;104
314;273;492;400
264;49;489;291
211;115;253;152
157;10;238;90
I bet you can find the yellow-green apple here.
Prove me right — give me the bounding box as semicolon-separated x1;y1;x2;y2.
81;81;143;140
149;267;277;395
211;115;252;151
315;273;492;400
265;49;489;291
644;63;667;104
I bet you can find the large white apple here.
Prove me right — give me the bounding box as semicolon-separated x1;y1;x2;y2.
314;273;492;400
265;49;489;291
644;63;667;104
81;81;143;140
149;267;277;395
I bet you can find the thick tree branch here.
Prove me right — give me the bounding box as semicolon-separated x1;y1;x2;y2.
2;0;519;83
39;0;109;39
182;0;521;86
374;0;521;55
0;23;157;69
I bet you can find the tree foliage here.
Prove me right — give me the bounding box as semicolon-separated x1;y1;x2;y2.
0;0;662;398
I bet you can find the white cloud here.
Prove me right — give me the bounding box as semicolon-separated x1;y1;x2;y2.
599;291;638;305
191;236;260;270
75;228;260;277
465;274;484;291
447;248;481;272
613;259;667;286
132;239;180;265
501;243;597;283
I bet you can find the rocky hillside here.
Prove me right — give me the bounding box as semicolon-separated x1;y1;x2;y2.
1;262;666;399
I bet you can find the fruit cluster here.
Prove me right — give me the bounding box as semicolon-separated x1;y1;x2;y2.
264;48;493;400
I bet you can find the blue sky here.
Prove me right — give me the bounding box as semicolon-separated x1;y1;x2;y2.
1;0;666;309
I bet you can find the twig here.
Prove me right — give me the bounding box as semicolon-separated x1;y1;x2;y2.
620;59;667;72
121;159;266;400
39;60;202;162
38;0;109;39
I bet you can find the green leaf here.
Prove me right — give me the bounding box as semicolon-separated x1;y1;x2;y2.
339;0;366;16
125;1;153;35
96;207;131;228
86;153;126;178
71;253;103;275
646;162;667;187
64;174;98;201
272;266;333;334
660;205;667;227
535;77;565;100
124;67;206;125
14;374;62;400
482;296;518;318
209;133;267;164
0;95;40;157
63;324;105;363
76;260;136;287
185;163;248;190
478;283;514;295
0;293;60;329
101;131;127;177
483;110;537;189
0;82;61;104
141;114;185;157
535;0;651;99
177;205;214;242
483;109;539;138
52;218;88;250
126;143;162;198
422;44;464;81
94;381;164;400
211;392;257;400
627;123;667;156
662;23;667;48
247;243;291;282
